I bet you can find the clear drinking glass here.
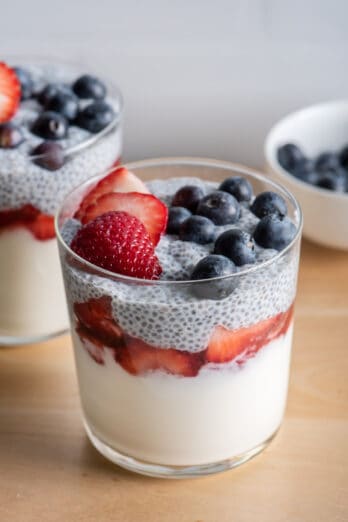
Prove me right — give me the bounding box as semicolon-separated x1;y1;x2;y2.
56;158;302;478
0;57;123;345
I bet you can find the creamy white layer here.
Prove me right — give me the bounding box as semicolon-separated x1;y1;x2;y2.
0;229;69;340
73;325;293;466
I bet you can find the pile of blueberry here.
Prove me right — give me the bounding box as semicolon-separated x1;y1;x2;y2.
0;67;116;171
166;177;297;297
277;143;348;193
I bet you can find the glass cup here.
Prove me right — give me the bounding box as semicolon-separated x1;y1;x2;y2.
0;57;123;345
56;158;302;478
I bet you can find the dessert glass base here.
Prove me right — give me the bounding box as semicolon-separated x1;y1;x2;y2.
57;158;302;477
84;420;278;478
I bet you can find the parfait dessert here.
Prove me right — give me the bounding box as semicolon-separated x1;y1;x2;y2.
57;159;302;477
0;60;122;343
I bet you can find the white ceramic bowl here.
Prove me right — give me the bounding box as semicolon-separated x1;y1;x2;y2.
265;100;348;250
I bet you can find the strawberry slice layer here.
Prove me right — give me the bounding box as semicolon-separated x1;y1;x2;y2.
0;204;39;227
74;296;294;375
76;325;106;365
27;213;55;240
0;204;55;241
74;296;124;350
206;307;294;364
0;62;21;123
116;336;204;377
79;192;168;245
75;167;150;222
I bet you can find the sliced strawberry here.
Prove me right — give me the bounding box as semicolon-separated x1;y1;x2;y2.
206;305;295;365
74;296;124;349
0;204;40;228
206;326;247;364
76;324;105;365
79;192;168;245
27;213;55;241
206;315;280;364
268;304;294;340
74;166;150;222
0;63;21;123
0;204;55;241
282;304;294;334
116;336;204;377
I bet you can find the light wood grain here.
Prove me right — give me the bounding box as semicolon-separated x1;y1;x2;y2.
0;239;347;522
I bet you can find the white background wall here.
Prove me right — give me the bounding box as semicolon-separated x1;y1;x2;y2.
1;0;347;167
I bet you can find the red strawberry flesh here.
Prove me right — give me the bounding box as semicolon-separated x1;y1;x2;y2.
74;296;124;349
74;294;294;374
0;62;21;123
206;307;293;364
115;336;204;377
0;204;55;241
71;210;162;279
74;167;150;222
79;191;168;246
76;325;106;365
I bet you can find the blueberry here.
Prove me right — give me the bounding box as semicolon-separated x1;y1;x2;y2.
291;159;319;185
37;83;72;106
75;101;115;133
31;111;68;140
214;229;256;266
339;145;348;170
250;191;287;219
190;255;237;300
13;66;33;100
166;207;191;234
171;185;205;212
73;75;106;100
196;190;240;225
291;159;315;180
303;170;321;185
179;216;215;244
0;123;24;148
31;141;65;171
315;152;340;172
291;160;322;186
277;143;305;172
253;215;297;251
315;169;347;192
219;176;253;202
45;91;79;121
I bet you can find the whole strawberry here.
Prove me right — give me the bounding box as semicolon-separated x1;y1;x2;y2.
71;211;162;280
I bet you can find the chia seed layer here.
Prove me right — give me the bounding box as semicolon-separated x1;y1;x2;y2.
0;64;122;215
61;177;299;352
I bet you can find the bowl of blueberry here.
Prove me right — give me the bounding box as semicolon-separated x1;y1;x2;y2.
265;100;348;250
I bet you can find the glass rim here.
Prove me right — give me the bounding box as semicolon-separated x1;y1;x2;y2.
3;54;124;160
55;157;303;287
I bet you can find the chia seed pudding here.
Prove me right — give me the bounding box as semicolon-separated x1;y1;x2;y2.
63;177;298;351
57;161;302;476
0;60;123;344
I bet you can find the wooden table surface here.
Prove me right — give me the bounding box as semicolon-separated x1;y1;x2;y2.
0;239;347;522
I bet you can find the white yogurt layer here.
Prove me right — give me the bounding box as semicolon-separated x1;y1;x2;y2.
73;325;293;466
0;228;69;339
